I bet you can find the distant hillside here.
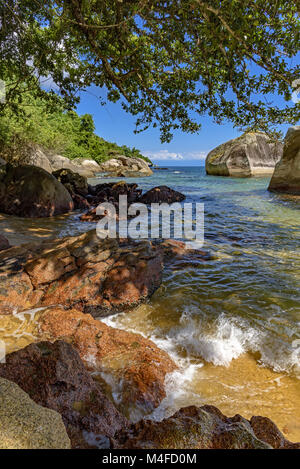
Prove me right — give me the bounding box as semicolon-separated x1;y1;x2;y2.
0;90;151;166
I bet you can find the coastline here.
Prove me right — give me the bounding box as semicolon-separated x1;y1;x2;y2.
0;167;299;447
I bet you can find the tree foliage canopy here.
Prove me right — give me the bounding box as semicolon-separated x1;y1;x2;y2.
1;0;299;141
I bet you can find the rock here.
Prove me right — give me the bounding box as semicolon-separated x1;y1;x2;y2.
47;153;99;178
53;168;90;209
0;377;70;449
26;145;53;173
72;157;101;176
250;416;300;449
72;193;91;210
2;144;101;177
0;230;163;315
98;155;153;177
0;157;7;167
37;308;177;419
0;234;10;251
139;186;186;204
268;126;300;195
113;405;300;449
0;165;73;217
205;132;283;177
89;181;142;204
53;168;89;196
0;340;128;448
159;239;211;265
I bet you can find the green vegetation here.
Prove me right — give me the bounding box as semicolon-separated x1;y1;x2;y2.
0;1;299;144
0;88;151;164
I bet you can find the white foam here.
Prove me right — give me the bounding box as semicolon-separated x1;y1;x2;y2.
82;430;110;449
102;309;300;379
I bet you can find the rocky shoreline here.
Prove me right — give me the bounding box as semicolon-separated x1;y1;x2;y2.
0;227;299;449
0;136;299;449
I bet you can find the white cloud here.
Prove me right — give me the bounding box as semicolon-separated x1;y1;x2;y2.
143;150;184;161
143;150;207;161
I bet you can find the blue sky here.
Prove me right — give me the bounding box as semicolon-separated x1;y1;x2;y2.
76;85;297;166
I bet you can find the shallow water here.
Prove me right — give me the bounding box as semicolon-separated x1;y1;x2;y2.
0;167;299;441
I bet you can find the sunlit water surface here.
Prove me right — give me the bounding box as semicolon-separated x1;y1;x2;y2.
0;167;299;441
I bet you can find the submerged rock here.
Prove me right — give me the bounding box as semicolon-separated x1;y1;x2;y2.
37;308;177;419
0;377;70;449
268;126;300;195
0;165;73;217
158;239;211;268
205;132;283;177
0;230;163;315
113;405;300;449
0;340;128;448
139;186;186;204
97;155;153;177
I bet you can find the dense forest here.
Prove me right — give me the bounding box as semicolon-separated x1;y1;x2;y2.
0;87;151;165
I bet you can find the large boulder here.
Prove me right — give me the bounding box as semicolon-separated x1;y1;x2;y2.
47;153;100;177
0;165;73;217
26;146;53;173
139;185;186;204
98;155;153;177
0;230;163;315
72;157;101;176
205;132;283;177
37;308;177;419
113;405;300;449
0;340;128;448
268;126;300;195
0;377;70;449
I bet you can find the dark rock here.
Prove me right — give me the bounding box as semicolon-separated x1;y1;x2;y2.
250;415;300;449
72;193;90;210
0;234;10;251
0;340;128;448
139;186;186;204
268;126;300;195
90;181;142;204
0;165;73;217
113;405;300;449
53;168;89;196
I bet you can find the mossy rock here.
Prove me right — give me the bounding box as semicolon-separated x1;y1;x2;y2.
0;377;70;449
